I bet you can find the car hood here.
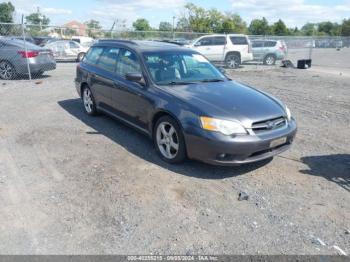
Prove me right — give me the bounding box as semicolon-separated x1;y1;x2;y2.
161;80;286;127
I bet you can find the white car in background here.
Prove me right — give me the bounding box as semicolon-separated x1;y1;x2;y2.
45;40;88;62
186;34;253;68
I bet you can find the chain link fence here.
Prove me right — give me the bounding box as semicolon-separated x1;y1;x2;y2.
1;22;350;80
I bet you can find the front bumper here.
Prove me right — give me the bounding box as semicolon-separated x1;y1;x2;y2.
184;119;297;166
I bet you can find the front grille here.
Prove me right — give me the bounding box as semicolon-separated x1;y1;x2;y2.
252;117;286;132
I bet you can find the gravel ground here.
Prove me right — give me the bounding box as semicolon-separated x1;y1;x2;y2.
0;62;349;255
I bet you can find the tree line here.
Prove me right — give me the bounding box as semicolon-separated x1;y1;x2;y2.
1;1;350;36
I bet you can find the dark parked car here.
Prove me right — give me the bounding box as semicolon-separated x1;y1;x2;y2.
33;36;56;47
75;40;297;165
0;38;56;80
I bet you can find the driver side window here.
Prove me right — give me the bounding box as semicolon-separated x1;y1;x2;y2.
116;49;141;77
196;37;213;46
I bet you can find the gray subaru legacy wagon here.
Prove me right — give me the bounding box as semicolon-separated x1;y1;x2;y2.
75;40;297;165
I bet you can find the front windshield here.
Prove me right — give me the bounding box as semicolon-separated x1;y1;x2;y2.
143;52;226;85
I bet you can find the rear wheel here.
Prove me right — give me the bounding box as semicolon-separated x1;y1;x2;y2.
0;61;16;80
225;53;241;69
154;116;186;164
82;86;98;116
263;54;276;65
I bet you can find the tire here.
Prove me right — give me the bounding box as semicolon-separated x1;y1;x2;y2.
225;53;241;69
77;52;85;62
82;86;98;116
153;116;186;164
263;54;276;65
0;61;16;80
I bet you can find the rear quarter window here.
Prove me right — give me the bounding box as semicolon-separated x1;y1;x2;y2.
83;47;104;65
264;41;277;47
230;36;248;45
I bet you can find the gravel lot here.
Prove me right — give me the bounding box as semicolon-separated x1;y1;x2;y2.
0;61;349;255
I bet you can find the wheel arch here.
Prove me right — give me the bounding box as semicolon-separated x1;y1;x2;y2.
225;51;241;61
151;110;184;137
80;82;89;98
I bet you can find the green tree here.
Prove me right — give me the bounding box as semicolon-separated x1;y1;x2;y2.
301;23;316;36
225;13;247;33
318;21;332;35
85;19;102;30
0;1;14;23
26;12;50;26
133;18;151;31
207;8;224;33
176;17;190;31
341;19;350;36
159;21;172;31
184;3;210;32
248;17;270;35
271;19;289;35
85;19;102;38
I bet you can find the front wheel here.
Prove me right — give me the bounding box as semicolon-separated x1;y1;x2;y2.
154;116;186;164
82;86;98;116
225;54;241;69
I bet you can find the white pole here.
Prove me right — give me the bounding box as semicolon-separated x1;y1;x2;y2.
21;15;31;80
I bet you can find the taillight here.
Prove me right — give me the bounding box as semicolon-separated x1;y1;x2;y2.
18;51;39;58
248;43;252;53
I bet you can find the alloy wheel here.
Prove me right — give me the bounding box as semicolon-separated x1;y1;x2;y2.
156;122;179;159
83;88;94;113
0;61;14;80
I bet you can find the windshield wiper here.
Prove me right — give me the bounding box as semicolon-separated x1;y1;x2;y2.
161;81;197;85
199;78;225;83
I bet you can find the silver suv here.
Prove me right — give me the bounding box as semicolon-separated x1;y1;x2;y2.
251;40;287;65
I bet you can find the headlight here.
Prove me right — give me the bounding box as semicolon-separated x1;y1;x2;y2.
200;117;247;135
285;106;292;121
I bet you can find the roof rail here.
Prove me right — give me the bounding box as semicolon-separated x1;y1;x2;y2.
97;39;138;45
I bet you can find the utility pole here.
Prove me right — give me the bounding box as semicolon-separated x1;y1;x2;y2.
37;7;43;31
172;16;175;40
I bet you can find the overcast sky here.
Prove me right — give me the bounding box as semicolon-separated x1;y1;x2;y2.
9;0;350;28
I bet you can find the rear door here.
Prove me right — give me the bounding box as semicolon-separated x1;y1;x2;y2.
112;48;151;131
210;36;226;61
230;36;250;60
252;41;264;60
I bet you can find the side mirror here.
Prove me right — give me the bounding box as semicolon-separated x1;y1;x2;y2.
194;42;201;47
125;73;145;86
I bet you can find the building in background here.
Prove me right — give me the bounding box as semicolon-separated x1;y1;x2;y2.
62;20;87;36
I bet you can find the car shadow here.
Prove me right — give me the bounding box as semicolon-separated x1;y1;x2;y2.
11;74;51;80
300;154;350;192
58;98;272;180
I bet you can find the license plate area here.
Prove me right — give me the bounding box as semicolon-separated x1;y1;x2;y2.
270;137;287;148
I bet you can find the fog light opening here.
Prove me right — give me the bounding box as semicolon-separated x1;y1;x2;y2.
217;153;233;161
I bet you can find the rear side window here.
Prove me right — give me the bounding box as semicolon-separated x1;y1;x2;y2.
252;41;263;48
83;47;104;65
69;41;80;49
212;36;226;45
96;47;119;72
264;41;277;47
230;36;248;45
